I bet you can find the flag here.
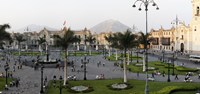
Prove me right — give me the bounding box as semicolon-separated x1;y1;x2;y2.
63;20;66;26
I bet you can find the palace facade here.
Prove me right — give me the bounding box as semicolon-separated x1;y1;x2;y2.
7;26;113;51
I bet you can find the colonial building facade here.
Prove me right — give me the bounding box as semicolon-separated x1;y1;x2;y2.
150;0;200;54
8;27;94;51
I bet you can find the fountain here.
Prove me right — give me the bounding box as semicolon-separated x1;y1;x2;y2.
38;44;58;68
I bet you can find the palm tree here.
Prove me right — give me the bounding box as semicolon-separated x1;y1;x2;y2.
85;35;96;55
15;33;26;56
104;34;113;57
37;37;46;55
138;32;153;71
53;28;76;85
0;24;12;49
111;30;137;83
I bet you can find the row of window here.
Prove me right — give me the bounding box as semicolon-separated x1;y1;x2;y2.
152;32;172;36
151;45;171;50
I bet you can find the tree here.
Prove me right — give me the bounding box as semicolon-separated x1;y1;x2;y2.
53;28;76;85
0;24;11;49
37;37;46;55
111;30;137;83
85;35;96;55
138;32;153;71
15;33;26;55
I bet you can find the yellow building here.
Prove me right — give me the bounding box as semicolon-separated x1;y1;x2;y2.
150;27;175;51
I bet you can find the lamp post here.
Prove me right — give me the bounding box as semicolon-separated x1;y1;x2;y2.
136;48;139;63
131;50;133;63
167;60;171;82
172;52;175;75
132;1;159;94
103;45;105;58
59;76;62;94
4;63;9;85
40;65;44;93
81;54;88;80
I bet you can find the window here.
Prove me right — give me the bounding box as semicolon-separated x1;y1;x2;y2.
181;35;184;40
194;26;197;31
196;6;199;16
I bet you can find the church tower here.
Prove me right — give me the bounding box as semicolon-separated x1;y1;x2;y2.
190;0;200;51
191;0;200;25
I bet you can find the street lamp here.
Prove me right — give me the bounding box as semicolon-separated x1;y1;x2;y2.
81;54;88;80
172;52;176;76
131;50;133;63
167;60;171;82
59;76;62;94
4;63;9;85
132;0;159;94
136;49;139;63
40;65;44;93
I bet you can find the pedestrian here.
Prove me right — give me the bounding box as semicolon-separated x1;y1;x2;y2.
45;76;47;82
5;84;8;90
16;79;19;87
137;71;139;77
13;66;15;72
162;71;165;77
152;73;154;78
99;61;101;65
103;63;105;67
198;73;200;79
175;74;179;80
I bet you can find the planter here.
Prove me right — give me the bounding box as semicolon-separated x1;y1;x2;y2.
69;85;93;93
107;83;133;90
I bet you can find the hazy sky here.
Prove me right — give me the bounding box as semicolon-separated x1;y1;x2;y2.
0;0;192;32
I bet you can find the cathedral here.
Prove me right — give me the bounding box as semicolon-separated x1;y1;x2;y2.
150;0;200;55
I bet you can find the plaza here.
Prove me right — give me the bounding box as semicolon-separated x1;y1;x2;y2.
0;0;200;94
0;49;200;94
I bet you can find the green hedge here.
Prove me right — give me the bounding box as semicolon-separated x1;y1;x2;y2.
175;66;199;72
12;52;45;56
153;86;199;94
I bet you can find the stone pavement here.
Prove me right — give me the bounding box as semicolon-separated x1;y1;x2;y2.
0;51;200;94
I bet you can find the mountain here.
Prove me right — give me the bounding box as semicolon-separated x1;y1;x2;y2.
15;24;58;32
90;19;130;34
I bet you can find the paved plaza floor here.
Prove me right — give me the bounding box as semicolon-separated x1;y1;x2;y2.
0;51;200;94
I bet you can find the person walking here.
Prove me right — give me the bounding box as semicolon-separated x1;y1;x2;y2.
175;74;179;80
198;73;200;79
137;71;139;77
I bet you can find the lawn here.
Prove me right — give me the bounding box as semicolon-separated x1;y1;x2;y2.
46;79;200;94
127;61;200;75
61;51;102;57
11;51;45;56
106;54;142;61
0;78;12;91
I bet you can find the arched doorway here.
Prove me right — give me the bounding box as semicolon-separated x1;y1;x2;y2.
171;46;174;51
180;43;184;52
